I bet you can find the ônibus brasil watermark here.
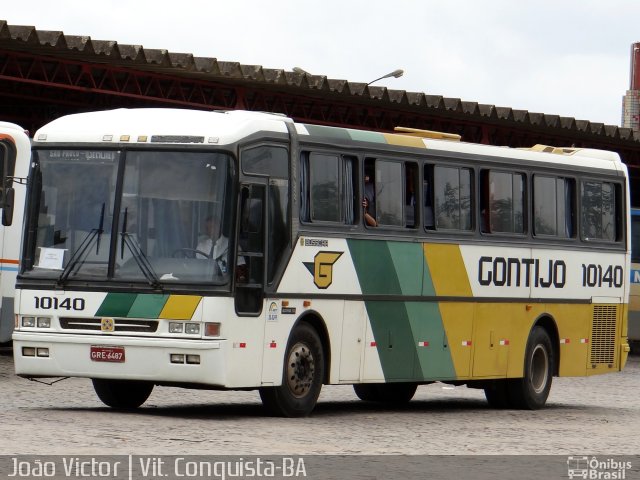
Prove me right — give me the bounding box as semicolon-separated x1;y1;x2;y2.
568;456;633;479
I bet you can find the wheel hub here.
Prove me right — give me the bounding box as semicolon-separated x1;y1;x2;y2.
529;344;549;394
286;342;315;398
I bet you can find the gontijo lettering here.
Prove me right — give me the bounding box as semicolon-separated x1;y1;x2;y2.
478;256;567;288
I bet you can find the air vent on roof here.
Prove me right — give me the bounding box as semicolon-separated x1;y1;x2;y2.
527;144;579;155
394;127;461;141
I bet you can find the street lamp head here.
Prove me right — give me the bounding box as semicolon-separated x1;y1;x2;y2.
367;69;404;86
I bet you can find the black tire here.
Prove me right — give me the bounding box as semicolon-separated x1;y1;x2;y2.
353;382;417;404
507;326;554;410
353;383;379;402
483;380;510;409
92;379;154;410
259;322;324;417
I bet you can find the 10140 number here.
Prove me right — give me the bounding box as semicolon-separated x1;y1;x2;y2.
34;296;85;311
581;264;624;288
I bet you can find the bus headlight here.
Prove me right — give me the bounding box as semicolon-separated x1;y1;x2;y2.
185;323;200;335
169;322;184;334
21;317;36;328
37;317;51;328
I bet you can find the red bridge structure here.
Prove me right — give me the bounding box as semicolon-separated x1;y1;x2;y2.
1;20;639;202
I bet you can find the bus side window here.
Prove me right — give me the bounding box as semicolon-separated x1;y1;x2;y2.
300;152;356;225
424;165;435;230
433;165;472;231
580;180;621;242
374;159;403;227
632;212;640;262
480;169;525;234
533;175;575;238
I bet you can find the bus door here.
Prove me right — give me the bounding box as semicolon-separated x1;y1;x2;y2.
0;136;17;343
234;183;266;316
0;137;16;227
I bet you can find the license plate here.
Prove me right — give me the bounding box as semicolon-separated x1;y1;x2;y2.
90;345;125;363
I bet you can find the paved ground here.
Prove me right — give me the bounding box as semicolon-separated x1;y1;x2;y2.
0;348;639;456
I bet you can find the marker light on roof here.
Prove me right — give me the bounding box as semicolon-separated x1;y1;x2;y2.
102;135;113;141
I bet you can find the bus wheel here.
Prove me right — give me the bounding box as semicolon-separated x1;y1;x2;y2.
259;322;324;417
353;383;417;403
507;326;554;410
483;380;510;408
92;379;154;409
353;383;379;401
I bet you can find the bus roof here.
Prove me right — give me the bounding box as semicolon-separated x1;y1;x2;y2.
34;108;623;173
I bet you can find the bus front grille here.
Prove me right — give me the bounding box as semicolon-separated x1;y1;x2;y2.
590;305;618;366
59;317;159;333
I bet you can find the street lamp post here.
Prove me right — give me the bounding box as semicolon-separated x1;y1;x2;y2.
367;69;404;86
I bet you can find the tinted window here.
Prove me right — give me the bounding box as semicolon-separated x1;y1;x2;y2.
581;181;616;242
268;179;289;283
242;146;288;179
376;161;403;226
632;212;640;262
309;153;340;222
482;171;524;234
434;166;472;231
534;176;575;238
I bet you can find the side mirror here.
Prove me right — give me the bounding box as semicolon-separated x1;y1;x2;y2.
2;187;14;226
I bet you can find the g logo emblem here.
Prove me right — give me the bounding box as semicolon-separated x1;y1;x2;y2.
304;251;343;289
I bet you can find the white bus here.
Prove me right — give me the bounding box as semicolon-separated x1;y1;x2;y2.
0;122;29;343
10;109;631;416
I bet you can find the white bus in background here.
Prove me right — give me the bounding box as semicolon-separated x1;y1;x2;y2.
628;207;640;351
0;122;28;343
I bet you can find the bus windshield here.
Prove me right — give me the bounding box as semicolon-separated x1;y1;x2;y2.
22;149;233;286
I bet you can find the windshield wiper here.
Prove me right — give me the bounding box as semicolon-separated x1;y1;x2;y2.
58;203;105;285
120;209;161;289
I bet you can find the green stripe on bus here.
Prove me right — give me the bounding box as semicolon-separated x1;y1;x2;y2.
95;293;138;317
347;239;402;295
348;239;456;380
405;302;456;379
366;301;423;380
346;129;387;143
127;294;170;319
387;242;424;296
303;124;352;141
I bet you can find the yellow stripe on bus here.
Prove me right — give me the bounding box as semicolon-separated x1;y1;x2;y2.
159;295;202;320
423;243;472;297
382;133;426;148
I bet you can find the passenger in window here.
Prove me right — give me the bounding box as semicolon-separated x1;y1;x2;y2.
363;174;377;227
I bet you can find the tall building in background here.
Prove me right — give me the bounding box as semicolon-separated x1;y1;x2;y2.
622;42;640;132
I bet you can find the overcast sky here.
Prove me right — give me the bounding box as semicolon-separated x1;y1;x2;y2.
5;1;640;126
